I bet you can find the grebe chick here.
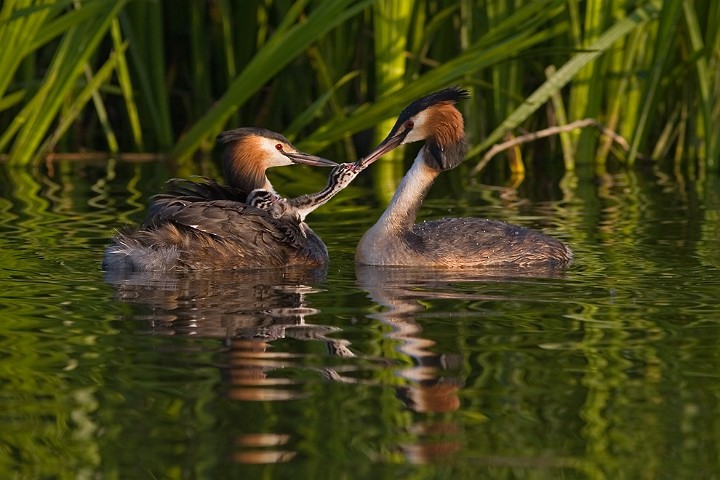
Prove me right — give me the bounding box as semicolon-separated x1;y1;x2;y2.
102;128;339;272
247;162;361;222
354;86;573;269
246;190;283;213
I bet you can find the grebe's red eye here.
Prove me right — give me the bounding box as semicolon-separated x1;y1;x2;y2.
404;120;414;130
275;143;284;151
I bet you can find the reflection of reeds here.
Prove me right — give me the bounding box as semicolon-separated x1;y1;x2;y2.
0;1;716;172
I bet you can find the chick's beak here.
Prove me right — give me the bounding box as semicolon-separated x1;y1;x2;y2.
355;129;407;169
283;151;338;167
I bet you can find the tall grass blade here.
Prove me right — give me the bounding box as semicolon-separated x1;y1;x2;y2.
190;1;211;120
26;0;108;52
485;0;521;124
627;0;682;163
119;2;172;149
0;89;25;112
216;0;237;81
6;0;126;165
545;65;575;171
0;1;56;102
596;28;642;165
681;1;713;163
709;1;720;166
84;64;119;154
372;1;412;203
568;0;604;124
36;47;123;160
110;18;142;150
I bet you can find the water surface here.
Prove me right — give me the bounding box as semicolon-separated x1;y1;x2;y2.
1;160;719;479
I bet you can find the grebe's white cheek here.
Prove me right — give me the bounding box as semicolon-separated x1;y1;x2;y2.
273;153;295;167
257;137;294;167
403;130;422;144
401;115;430;144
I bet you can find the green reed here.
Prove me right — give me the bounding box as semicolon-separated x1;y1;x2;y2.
370;2;411;203
0;0;718;174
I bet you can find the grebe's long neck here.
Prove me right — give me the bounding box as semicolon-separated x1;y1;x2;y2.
223;146;275;194
375;147;438;233
226;164;274;194
355;148;438;265
286;164;360;221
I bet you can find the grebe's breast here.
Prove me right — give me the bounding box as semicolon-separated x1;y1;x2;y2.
411;217;573;268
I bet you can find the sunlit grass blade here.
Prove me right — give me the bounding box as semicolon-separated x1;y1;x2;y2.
545;65;575;171
373;2;411;96
596;28;642;165
0;89;25;112
567;0;603;124
616;29;647;146
7;0;126;165
371;1;412;203
84;64;119;154
26;0;108;51
110;18;142;150
35;48;123;161
0;0;57;101
681;1;713;163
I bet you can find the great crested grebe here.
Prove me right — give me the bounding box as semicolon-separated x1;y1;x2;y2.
354;86;573;269
143;127;338;223
102;128;339;272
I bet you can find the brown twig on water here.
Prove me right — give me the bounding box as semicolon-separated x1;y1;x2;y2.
470;118;631;176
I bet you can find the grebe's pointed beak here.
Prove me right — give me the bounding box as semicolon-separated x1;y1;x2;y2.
355;129;407;169
283;151;338;167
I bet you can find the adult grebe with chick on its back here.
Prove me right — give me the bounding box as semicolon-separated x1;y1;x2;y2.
102;128;339;272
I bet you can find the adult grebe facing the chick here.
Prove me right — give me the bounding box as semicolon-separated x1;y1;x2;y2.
354;86;573;269
102;128;338;272
145;127;338;222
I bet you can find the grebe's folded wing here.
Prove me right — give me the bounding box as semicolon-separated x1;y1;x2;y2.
154;177;248;202
144;199;308;250
143;178;248;228
412;218;573;268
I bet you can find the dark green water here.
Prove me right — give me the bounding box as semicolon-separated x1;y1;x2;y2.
1;159;720;479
